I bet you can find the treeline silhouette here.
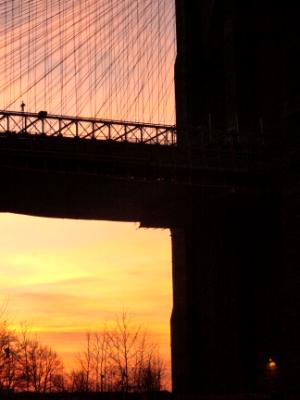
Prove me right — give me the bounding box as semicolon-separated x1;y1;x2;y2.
0;311;166;395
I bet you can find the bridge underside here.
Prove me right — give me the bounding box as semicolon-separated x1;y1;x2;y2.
0;133;262;225
0;134;177;223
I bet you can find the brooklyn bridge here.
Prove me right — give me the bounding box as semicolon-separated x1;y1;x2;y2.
0;0;299;398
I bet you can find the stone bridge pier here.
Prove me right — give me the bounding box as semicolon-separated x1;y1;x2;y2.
171;193;284;396
173;0;300;396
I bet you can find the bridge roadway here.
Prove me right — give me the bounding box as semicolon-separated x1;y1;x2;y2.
0;111;274;227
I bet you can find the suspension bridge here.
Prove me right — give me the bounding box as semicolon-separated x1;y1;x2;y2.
0;0;271;221
0;0;299;398
0;0;179;222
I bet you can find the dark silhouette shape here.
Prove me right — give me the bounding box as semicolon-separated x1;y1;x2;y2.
172;0;300;397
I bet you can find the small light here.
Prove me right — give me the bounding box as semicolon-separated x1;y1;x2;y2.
268;358;277;369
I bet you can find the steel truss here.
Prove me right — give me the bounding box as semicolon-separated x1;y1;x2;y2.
0;110;176;145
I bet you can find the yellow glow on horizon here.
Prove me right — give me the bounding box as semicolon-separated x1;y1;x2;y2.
0;213;172;379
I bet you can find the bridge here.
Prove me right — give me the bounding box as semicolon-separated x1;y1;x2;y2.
0;110;176;144
0;108;273;225
0;0;299;398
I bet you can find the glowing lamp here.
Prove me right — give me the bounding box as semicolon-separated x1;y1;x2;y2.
267;358;277;369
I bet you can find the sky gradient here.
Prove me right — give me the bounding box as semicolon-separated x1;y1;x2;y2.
0;213;172;377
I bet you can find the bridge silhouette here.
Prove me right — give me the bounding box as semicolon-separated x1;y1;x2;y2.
0;0;299;399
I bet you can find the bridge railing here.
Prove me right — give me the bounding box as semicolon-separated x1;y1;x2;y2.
0;110;177;145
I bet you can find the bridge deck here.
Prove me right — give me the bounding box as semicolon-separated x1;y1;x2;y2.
0;110;176;145
0;122;276;226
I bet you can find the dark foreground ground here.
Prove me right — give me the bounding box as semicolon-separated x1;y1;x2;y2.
1;392;298;400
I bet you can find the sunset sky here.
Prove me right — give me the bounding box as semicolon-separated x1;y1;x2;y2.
0;213;172;375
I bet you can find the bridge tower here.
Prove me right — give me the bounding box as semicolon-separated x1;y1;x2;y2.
172;0;300;397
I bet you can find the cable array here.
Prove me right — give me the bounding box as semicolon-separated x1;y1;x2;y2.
0;0;176;125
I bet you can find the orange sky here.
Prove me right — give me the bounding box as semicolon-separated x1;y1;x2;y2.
0;213;172;379
0;0;176;125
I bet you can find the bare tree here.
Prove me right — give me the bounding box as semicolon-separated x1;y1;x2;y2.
93;330;110;392
0;323;19;391
107;311;141;392
0;319;10;390
131;334;165;392
0;311;64;394
140;350;165;392
50;371;65;393
71;329;111;392
17;325;32;391
68;369;87;392
72;312;167;393
76;332;93;392
18;338;63;392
